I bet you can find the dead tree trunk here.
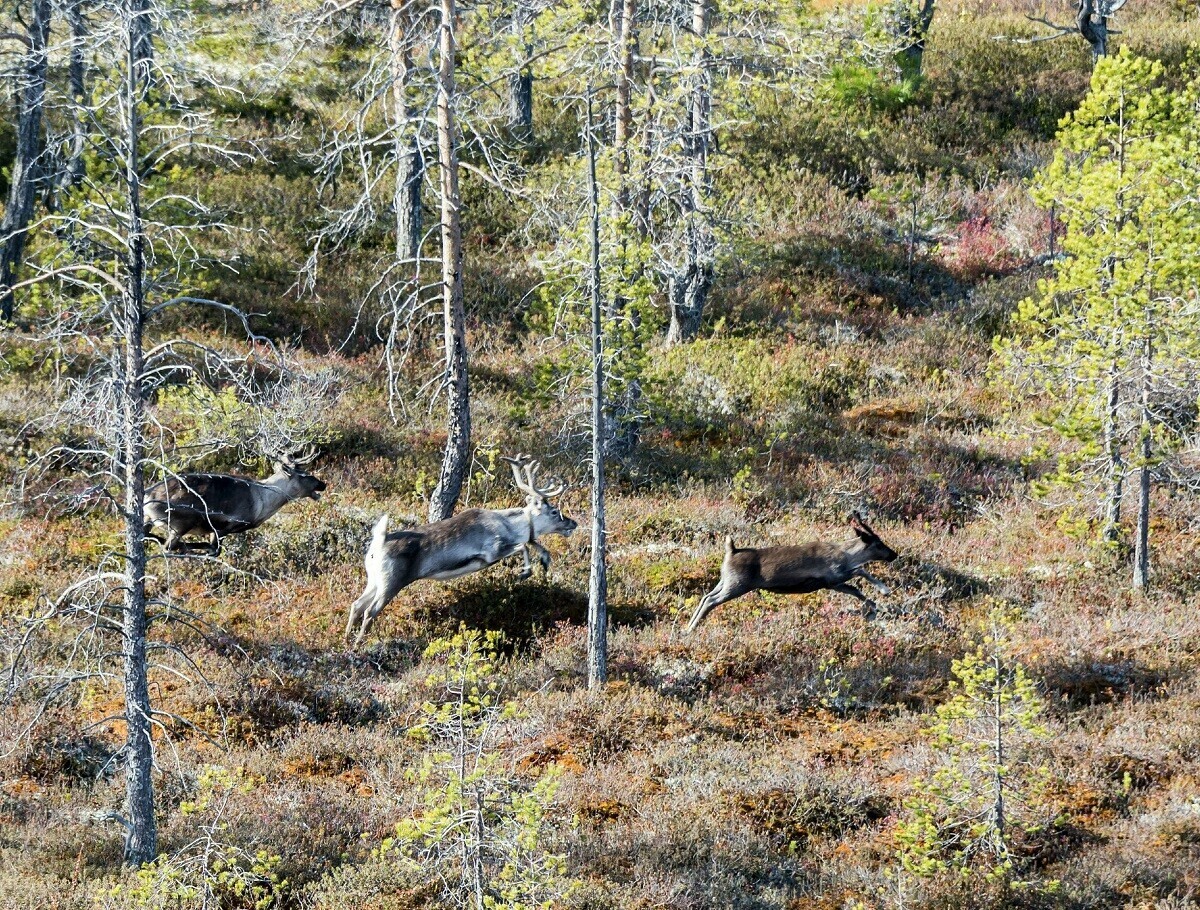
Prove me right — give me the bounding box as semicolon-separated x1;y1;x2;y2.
120;0;156;864
389;0;423;263
894;0;936;80
428;0;471;523
63;0;89;191
1077;0;1110;63
585;90;607;690
612;0;634;230
506;3;533;141
0;0;52;322
666;0;714;346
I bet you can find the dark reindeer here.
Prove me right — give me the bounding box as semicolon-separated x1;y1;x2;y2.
143;448;326;554
345;455;578;648
686;513;899;632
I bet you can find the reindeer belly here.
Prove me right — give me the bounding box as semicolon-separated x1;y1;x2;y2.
761;577;828;596
427;557;492;581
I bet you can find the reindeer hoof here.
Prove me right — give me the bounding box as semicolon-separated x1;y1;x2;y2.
518;569;533;581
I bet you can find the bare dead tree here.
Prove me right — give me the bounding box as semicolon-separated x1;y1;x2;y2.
428;0;471;522
0;0;51;322
584;87;607;689
1001;0;1128;65
0;0;326;866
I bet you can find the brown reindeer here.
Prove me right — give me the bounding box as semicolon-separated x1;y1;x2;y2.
686;513;898;632
143;448;325;554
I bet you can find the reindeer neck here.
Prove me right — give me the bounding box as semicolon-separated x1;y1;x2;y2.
843;538;873;571
256;474;299;520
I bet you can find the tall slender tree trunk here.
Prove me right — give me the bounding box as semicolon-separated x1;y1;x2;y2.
120;2;156;864
585;91;607;690
428;0;470;523
666;0;713;346
506;3;533;141
132;0;154;71
0;0;52;322
390;0;423;264
608;0;643;453
1132;334;1152;590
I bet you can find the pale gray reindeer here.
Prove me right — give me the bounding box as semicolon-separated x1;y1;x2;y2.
686;512;899;633
346;455;578;647
143;447;326;554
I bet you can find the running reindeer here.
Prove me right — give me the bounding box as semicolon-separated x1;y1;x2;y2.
345;455;578;647
686;512;899;632
143;447;326;554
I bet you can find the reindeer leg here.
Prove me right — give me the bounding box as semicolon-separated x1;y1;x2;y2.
517;544;534;581
833;583;876;620
856;570;891;596
208;532;221;556
346;585;375;644
685;581;746;634
534;542;551;576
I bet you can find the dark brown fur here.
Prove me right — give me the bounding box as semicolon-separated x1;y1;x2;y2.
686;513;899;632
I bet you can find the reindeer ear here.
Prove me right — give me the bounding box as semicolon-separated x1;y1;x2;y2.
850;511;873;539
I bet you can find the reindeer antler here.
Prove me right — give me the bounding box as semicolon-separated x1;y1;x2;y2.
502;454;566;499
267;443;320;470
289;444;320;466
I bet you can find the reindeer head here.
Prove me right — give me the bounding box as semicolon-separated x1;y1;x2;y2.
270;446;327;501
504;455;577;537
850;511;898;564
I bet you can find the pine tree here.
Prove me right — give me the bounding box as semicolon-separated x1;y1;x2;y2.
895;604;1054;884
994;49;1200;590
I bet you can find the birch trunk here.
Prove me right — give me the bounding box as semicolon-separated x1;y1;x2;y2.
428;0;471;523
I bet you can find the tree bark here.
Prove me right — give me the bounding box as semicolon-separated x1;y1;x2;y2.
390;0;423;264
894;0;936;80
428;0;471;523
666;0;714;346
1132;334;1152;590
612;0;634;230
120;0;156;864
64;0;89;191
585;90;607;690
506;3;533;141
1102;360;1124;544
1076;0;1109;64
0;0;52;322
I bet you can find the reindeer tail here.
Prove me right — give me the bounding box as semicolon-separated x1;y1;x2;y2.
725;535;735;558
367;515;389;564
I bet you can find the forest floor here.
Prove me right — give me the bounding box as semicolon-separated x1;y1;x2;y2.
3;2;1200;909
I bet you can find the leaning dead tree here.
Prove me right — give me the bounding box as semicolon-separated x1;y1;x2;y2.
0;0;52;322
